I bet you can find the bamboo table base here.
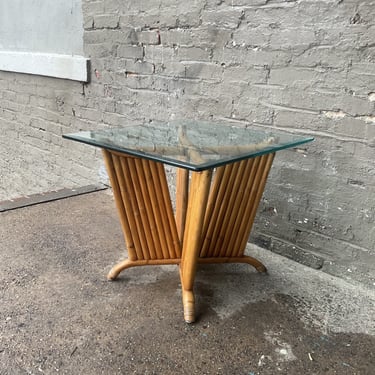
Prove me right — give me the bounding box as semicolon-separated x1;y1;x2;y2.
102;149;275;323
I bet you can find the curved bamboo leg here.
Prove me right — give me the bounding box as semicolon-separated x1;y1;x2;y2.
241;256;267;273
108;258;181;280
197;256;267;273
107;259;135;280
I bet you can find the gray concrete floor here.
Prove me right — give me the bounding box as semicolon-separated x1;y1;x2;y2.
1;191;374;375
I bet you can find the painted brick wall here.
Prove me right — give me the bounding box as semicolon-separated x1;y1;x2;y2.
0;0;374;286
0;73;105;198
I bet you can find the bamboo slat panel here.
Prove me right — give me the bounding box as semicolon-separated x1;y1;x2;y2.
156;162;181;258
102;150;137;261
200;153;275;259
105;150;180;262
236;152;275;256
200;165;231;257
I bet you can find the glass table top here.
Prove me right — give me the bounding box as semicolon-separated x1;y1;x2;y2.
63;120;314;171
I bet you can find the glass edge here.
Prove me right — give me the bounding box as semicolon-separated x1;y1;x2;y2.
62;133;201;171
193;137;314;171
62;134;314;172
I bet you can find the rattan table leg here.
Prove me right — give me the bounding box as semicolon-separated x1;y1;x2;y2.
199;154;275;269
180;170;212;323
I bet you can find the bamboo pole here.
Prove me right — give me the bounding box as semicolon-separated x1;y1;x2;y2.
149;162;177;259
232;156;266;256
119;157;150;260
175;167;189;244
210;162;241;257
226;157;261;255
156;162;181;259
107;258;182;280
133;158;164;260
200;165;231;257
141;159;170;259
222;159;254;257
200;166;225;258
197;256;266;272
111;154;144;261
217;160;248;258
127;157;157;260
180;170;212;323
178;126;205;164
237;152;275;256
180;174;193;272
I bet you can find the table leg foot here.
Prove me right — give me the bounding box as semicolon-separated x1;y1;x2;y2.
107;259;133;280
108;258;182;280
197;256;267;273
182;289;195;323
242;255;267;273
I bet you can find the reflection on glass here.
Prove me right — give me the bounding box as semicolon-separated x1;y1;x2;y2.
63;120;314;171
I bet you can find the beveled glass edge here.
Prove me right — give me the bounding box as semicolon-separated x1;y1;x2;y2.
192;137;314;171
63;133;314;171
